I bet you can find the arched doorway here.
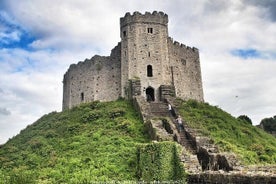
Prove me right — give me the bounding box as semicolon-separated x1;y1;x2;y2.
146;87;155;102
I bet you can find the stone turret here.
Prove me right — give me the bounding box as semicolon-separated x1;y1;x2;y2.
120;11;171;101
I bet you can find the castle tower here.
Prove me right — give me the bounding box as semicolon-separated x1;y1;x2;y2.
120;11;171;101
62;11;204;110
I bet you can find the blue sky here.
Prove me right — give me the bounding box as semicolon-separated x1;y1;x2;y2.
0;10;34;50
0;0;276;144
232;49;276;60
232;49;261;59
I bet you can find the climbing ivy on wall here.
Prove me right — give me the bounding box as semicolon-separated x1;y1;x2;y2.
137;142;186;182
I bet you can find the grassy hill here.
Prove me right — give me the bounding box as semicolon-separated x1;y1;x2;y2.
1;99;276;183
176;99;276;165
0;100;151;183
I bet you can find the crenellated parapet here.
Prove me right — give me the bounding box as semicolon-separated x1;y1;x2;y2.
168;37;199;53
120;11;168;28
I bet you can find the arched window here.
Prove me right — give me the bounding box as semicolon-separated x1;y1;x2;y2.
81;92;84;101
147;65;153;77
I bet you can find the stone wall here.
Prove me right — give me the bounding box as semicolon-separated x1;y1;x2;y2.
62;43;121;110
120;11;171;101
188;173;276;184
168;38;204;102
160;85;176;101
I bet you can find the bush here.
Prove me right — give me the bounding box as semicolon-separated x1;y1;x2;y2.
237;115;252;125
137;142;185;182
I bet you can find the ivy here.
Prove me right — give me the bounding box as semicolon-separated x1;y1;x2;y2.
137;142;186;182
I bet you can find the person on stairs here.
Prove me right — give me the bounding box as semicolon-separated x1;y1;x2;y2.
168;103;176;117
168;103;172;113
176;115;184;132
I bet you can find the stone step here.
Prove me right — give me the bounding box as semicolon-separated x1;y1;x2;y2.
149;102;170;116
173;121;197;154
181;153;202;173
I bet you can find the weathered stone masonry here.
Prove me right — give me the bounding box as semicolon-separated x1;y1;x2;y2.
63;11;204;110
62;44;121;109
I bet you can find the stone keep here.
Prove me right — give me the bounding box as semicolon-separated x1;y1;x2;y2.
62;11;204;110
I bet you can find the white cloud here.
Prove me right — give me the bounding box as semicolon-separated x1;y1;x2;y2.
0;31;21;43
0;48;94;144
0;107;11;116
0;0;276;144
202;52;276;124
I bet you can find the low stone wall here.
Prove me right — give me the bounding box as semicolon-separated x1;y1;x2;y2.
132;96;149;122
160;85;176;101
145;119;174;141
188;172;276;184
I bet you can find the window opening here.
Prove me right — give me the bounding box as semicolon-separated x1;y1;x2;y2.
181;59;186;65
123;31;126;37
147;65;153;77
81;92;84;101
147;28;153;33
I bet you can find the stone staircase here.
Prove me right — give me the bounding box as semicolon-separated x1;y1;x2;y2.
147;100;202;173
137;98;240;173
171;116;202;173
149;102;169;117
149;101;197;151
134;97;276;183
173;121;197;154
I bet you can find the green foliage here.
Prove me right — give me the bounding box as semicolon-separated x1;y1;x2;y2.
0;100;150;183
137;142;185;182
0;169;37;184
260;115;276;132
237;115;252;125
177;99;276;165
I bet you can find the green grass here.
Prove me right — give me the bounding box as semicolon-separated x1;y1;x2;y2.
1;98;276;183
177;99;276;165
0;100;150;183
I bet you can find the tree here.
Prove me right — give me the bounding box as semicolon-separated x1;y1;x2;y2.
237;115;252;125
259;116;276;132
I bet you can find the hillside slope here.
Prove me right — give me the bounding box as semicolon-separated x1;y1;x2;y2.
0;100;150;183
176;99;276;165
1;99;276;183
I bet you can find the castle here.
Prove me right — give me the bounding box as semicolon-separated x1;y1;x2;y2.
62;11;204;110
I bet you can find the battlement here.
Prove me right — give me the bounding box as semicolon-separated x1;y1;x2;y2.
120;11;168;28
168;37;199;53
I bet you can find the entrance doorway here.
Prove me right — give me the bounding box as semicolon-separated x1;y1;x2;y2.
146;87;155;102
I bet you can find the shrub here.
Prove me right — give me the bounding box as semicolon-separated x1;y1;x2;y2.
137;142;185;182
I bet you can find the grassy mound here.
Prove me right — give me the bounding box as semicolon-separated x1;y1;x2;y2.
1;98;276;183
0;100;150;183
177;99;276;165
